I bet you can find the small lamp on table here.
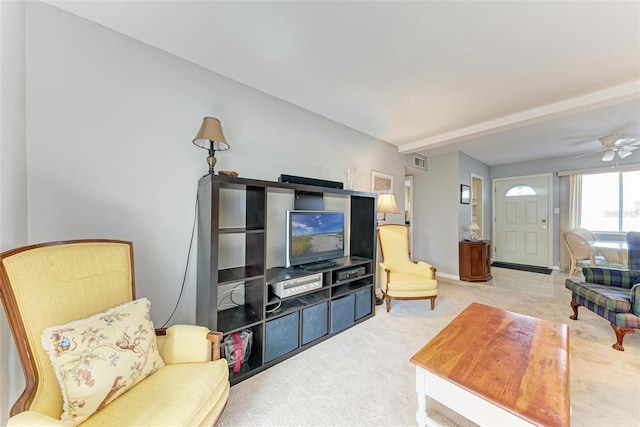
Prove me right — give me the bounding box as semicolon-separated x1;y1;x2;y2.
468;223;480;240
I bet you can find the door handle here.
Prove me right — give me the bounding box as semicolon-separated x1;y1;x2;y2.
542;219;547;229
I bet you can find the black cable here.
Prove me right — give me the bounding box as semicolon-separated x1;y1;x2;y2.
160;193;198;328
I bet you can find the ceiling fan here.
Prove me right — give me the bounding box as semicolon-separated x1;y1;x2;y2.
586;135;640;162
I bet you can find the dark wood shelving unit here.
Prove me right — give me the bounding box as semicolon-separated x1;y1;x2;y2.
196;174;377;384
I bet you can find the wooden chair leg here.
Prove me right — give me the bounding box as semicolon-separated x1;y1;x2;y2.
430;296;436;310
569;259;577;277
611;323;635;351
569;300;579;320
385;296;391;312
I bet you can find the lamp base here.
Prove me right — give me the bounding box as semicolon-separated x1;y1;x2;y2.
206;153;218;175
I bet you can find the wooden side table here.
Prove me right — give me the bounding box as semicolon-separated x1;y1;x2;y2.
459;240;492;282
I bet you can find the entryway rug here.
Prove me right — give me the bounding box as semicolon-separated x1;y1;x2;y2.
491;261;552;275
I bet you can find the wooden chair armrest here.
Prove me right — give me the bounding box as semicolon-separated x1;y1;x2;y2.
207;331;223;361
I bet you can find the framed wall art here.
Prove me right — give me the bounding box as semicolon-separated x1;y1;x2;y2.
371;170;393;193
460;184;471;204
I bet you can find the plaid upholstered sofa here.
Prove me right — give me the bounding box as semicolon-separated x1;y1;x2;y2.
566;267;640;351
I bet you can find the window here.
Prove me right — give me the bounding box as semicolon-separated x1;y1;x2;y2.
580;170;640;232
505;185;536;197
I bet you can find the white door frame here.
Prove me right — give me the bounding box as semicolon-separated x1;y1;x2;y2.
492;173;553;268
405;175;414;256
471;174;484;238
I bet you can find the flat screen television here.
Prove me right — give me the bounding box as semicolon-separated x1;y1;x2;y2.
285;210;345;268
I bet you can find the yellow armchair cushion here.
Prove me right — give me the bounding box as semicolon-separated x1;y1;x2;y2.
7;361;230;427
81;361;229;426
41;298;164;426
387;273;437;291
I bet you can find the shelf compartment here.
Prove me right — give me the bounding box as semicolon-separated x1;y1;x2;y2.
334;273;373;286
217;305;262;333
266;283;329;305
228;352;262;385
224;323;263;385
332;279;373;299
265;291;328;320
218;266;264;285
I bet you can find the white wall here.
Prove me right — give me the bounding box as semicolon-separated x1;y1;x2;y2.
0;1;28;424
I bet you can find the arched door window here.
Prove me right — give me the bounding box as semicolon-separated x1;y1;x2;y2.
505;185;536;197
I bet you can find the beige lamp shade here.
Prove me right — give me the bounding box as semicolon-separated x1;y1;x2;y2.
377;193;400;215
192;117;230;151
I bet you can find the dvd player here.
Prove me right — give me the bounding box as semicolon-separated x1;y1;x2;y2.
337;266;366;281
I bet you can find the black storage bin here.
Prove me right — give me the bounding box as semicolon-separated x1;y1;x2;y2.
302;302;328;345
355;286;372;320
265;312;299;363
330;293;355;333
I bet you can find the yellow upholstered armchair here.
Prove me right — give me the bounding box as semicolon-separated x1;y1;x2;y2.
377;224;438;312
0;240;229;426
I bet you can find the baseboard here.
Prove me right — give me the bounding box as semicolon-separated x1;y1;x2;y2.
436;272;459;281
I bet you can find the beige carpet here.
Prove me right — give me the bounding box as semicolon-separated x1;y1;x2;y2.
218;268;640;427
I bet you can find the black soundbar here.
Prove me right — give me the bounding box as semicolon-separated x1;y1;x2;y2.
278;174;343;189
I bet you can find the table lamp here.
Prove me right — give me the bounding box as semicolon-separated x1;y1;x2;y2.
469;223;480;240
377;193;400;224
193;117;230;175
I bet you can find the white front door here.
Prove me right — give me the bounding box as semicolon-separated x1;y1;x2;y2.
493;174;552;267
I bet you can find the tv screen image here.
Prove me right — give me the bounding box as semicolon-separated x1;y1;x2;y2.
286;210;345;267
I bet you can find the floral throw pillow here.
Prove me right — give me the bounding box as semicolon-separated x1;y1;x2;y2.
41;298;165;425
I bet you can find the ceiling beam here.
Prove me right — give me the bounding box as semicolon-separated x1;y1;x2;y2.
399;81;640;154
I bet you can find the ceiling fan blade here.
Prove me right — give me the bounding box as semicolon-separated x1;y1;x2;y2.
602;150;616;161
617;147;632;159
614;138;636;145
599;135;623;147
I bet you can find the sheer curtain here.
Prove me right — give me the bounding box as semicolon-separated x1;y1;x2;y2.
569;174;582;229
559;174;582;270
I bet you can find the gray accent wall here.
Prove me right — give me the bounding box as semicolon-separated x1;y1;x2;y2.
412;152;460;277
23;1;405;326
1;1;28;424
0;2;408;418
